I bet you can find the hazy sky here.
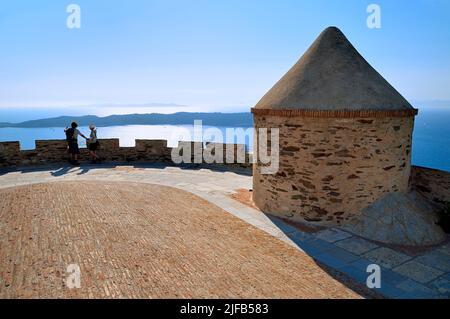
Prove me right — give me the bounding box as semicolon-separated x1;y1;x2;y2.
1;0;449;111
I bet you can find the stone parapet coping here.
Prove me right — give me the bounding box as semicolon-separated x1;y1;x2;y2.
251;108;418;118
0;139;253;168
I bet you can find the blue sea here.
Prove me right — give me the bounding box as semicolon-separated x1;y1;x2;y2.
0;107;449;172
411;107;450;172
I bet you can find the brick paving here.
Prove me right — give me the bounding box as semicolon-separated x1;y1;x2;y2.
0;163;448;299
0;181;362;298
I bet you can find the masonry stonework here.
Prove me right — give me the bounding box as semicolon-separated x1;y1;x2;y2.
251;26;420;226
253;114;414;225
0;139;252;168
411;166;450;207
0;142;21;166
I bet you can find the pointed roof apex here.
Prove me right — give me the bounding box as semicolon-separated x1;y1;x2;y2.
321;26;344;36
254;27;415;113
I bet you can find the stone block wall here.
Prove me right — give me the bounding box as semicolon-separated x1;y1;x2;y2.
204;143;248;164
172;141;250;165
253;114;415;225
95;139;121;162
0;139;252;168
0;142;21;166
411;166;450;207
35;140;70;164
174;141;204;163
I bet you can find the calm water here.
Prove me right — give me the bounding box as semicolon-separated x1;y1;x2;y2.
411;107;450;172
0;108;449;172
0;125;254;151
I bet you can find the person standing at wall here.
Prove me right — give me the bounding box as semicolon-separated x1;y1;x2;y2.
65;122;88;166
88;124;101;163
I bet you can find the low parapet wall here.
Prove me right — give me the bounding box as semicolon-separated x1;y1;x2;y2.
0;139;252;168
411;166;450;207
2;140;449;207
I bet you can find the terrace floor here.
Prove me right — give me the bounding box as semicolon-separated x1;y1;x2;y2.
0;163;448;298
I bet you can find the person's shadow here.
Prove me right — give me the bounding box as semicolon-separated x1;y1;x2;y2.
77;165;91;175
50;166;73;177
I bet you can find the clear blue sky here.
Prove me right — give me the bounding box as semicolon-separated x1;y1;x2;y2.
1;0;449;111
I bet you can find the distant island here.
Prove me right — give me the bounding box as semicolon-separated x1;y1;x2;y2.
0;112;253;128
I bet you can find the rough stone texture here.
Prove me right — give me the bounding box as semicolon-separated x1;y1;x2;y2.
124;139;171;162
35;140;75;164
393;261;444;284
411;166;450;207
315;228;353;243
0;181;361;299
0;139;251;168
335;237;378;255
0;142;21;166
0;139;131;167
415;250;450;272
254;27;414;111
176;141;204;163
173;141;251;167
205;142;248;164
429;274;450;296
362;247;412;269
253;114;414;225
342;192;446;246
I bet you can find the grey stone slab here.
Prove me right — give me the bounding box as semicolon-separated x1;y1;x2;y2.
362;247;411;269
313;252;349;269
346;258;374;271
335;237;379;255
314;228;352;243
268;217;298;234
414;250;450;272
288;230;315;243
336;264;369;285
337;259;408;299
307;239;337;251
428;273;450;297
437;242;450;257
393;261;444;284
324;247;360;264
377;283;408;299
399;291;445;299
397;279;441;299
291;238;335;256
381;269;409;287
287;233;318;254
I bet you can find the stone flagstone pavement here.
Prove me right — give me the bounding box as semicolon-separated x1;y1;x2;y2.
0;163;448;299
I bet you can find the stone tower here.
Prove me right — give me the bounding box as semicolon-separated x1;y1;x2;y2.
252;27;418;225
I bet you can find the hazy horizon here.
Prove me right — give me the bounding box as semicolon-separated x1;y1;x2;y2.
1;100;449;124
1;106;449;172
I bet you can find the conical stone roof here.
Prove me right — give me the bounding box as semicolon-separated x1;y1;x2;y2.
254;27;415;113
